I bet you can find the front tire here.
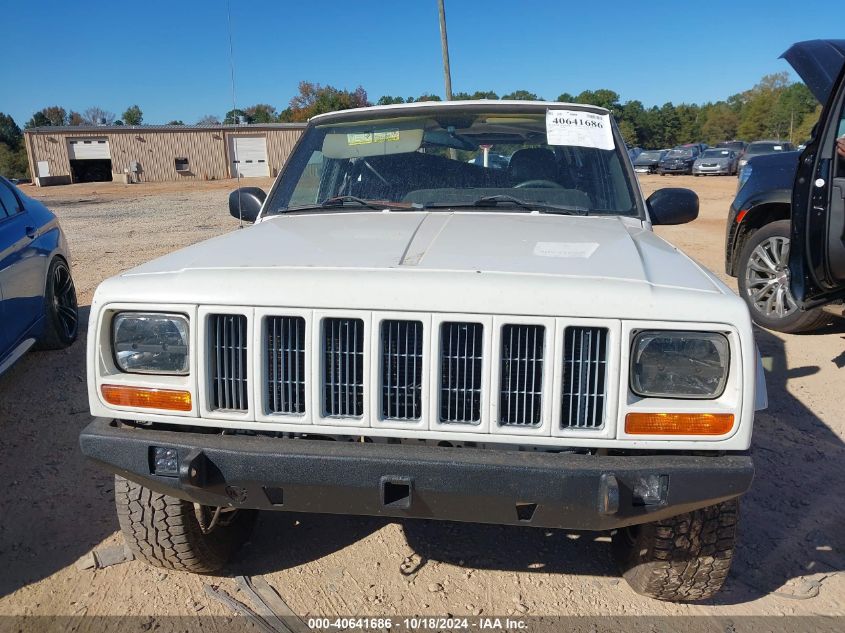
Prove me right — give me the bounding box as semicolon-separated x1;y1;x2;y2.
613;499;739;602
115;476;257;573
35;257;78;350
737;220;827;333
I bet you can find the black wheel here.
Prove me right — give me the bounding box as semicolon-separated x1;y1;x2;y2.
737;220;828;333
115;475;257;573
613;499;739;602
35;257;79;350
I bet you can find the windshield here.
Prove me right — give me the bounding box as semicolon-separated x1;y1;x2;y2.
701;149;731;158
637;151;663;160
666;149;693;158
265;108;638;217
746;142;787;154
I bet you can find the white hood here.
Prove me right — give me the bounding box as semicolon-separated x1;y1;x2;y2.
96;211;746;323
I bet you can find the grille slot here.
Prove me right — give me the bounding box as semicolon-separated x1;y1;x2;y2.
439;322;483;424
561;326;609;429
499;324;545;426
381;320;423;421
323;318;364;417
266;316;306;415
209;314;249;411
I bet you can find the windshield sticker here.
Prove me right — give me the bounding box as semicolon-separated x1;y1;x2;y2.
773;145;782;150
546;110;614;150
533;241;599;258
347;130;400;146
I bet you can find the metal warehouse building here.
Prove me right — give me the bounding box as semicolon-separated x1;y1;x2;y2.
23;123;306;186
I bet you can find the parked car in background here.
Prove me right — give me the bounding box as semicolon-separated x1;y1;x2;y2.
693;149;739;176
657;144;700;175
0;176;78;375
80;100;764;603
737;140;795;172
716;140;747;154
633;149;667;173
627;146;643;162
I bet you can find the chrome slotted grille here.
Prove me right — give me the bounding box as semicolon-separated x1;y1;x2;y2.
561;326;609;429
266;316;306;415
323;318;364;417
439;322;483;424
499;324;545;426
381;320;423;421
209;314;248;411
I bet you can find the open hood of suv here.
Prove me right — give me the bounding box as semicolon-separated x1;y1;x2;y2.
781;39;845;103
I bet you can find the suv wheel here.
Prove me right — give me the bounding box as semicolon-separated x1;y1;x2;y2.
737;220;827;333
115;476;257;573
612;499;738;602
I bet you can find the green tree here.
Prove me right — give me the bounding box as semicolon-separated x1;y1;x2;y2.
453;90;498;100
556;92;576;102
700;103;739;145
408;93;442;103
280;82;370;121
617;120;638;147
166;120;185;125
224;108;253;124
26;106;68;128
0;143;29;178
0;113;23;149
501;90;540;100
794;104;822;144
575;89;620;114
377;96;405;105
122;105;143;125
244;104;277;123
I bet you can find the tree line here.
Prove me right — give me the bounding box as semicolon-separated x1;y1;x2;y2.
0;72;821;179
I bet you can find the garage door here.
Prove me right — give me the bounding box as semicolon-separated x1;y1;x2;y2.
67;138;110;160
229;135;269;177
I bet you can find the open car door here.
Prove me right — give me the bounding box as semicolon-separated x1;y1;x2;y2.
785;40;845;308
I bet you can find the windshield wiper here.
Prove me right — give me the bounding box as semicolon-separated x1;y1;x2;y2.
319;195;386;210
422;194;590;216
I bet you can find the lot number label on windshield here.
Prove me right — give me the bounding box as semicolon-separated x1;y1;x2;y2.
546;110;614;150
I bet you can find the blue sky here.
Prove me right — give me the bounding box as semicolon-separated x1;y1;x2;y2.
2;0;844;126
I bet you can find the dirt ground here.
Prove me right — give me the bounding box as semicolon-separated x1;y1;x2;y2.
0;174;843;627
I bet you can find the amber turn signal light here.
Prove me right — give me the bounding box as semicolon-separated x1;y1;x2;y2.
625;412;734;435
101;384;192;411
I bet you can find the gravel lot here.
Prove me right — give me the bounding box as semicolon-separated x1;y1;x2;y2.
0;175;843;626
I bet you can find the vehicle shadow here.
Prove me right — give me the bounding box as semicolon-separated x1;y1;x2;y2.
709;325;845;604
397;324;845;603
0;306;121;599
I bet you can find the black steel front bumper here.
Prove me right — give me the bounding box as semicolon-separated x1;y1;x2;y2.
80;418;754;530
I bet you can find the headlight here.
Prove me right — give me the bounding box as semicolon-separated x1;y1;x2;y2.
631;331;729;399
112;312;190;374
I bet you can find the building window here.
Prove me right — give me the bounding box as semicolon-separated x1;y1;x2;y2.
175;157;190;172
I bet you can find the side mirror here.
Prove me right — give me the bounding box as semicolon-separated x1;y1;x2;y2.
228;187;266;223
646;188;699;225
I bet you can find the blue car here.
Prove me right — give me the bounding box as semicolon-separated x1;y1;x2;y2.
0;176;78;375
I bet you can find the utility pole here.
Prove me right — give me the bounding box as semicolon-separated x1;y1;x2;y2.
437;0;453;100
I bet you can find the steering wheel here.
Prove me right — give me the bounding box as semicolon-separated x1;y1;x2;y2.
513;179;563;189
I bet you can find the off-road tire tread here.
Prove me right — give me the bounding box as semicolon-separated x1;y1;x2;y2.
115;475;256;573
613;499;739;602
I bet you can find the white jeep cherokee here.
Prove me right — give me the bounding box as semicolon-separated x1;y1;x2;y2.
80;101;766;601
